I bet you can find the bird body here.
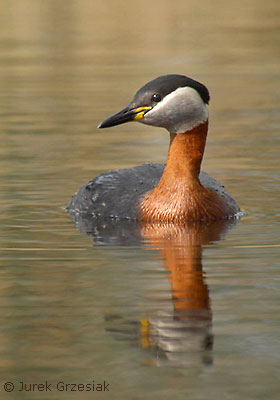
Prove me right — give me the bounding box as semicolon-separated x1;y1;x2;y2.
68;163;238;221
67;74;240;222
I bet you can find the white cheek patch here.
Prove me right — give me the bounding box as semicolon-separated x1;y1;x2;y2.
141;86;208;133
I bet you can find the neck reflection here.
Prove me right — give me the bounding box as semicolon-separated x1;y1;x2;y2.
137;219;234;366
69;211;237;367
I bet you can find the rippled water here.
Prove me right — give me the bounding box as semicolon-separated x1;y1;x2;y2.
0;0;280;399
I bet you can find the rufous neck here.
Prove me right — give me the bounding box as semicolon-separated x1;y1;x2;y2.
166;121;208;182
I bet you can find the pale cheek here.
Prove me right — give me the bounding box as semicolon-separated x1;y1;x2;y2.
140;92;208;132
143;107;199;129
141;112;168;128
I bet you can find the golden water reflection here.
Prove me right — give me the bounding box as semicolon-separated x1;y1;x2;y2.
74;214;237;366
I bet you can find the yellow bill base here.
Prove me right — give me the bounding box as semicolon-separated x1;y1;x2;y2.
133;106;152;120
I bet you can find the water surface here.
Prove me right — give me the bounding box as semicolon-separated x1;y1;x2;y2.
0;0;280;399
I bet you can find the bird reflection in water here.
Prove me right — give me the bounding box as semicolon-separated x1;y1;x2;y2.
70;214;237;366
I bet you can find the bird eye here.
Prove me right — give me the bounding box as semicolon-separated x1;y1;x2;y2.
151;93;162;102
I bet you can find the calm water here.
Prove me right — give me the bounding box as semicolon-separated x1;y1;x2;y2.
0;0;280;399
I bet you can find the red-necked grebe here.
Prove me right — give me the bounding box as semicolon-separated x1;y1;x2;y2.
67;74;240;222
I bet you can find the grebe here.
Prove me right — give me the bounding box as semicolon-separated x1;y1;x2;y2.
67;74;240;222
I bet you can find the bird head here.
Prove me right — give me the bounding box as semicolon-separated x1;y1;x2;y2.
98;74;210;134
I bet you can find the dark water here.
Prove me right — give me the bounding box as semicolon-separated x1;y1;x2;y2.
0;0;280;399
